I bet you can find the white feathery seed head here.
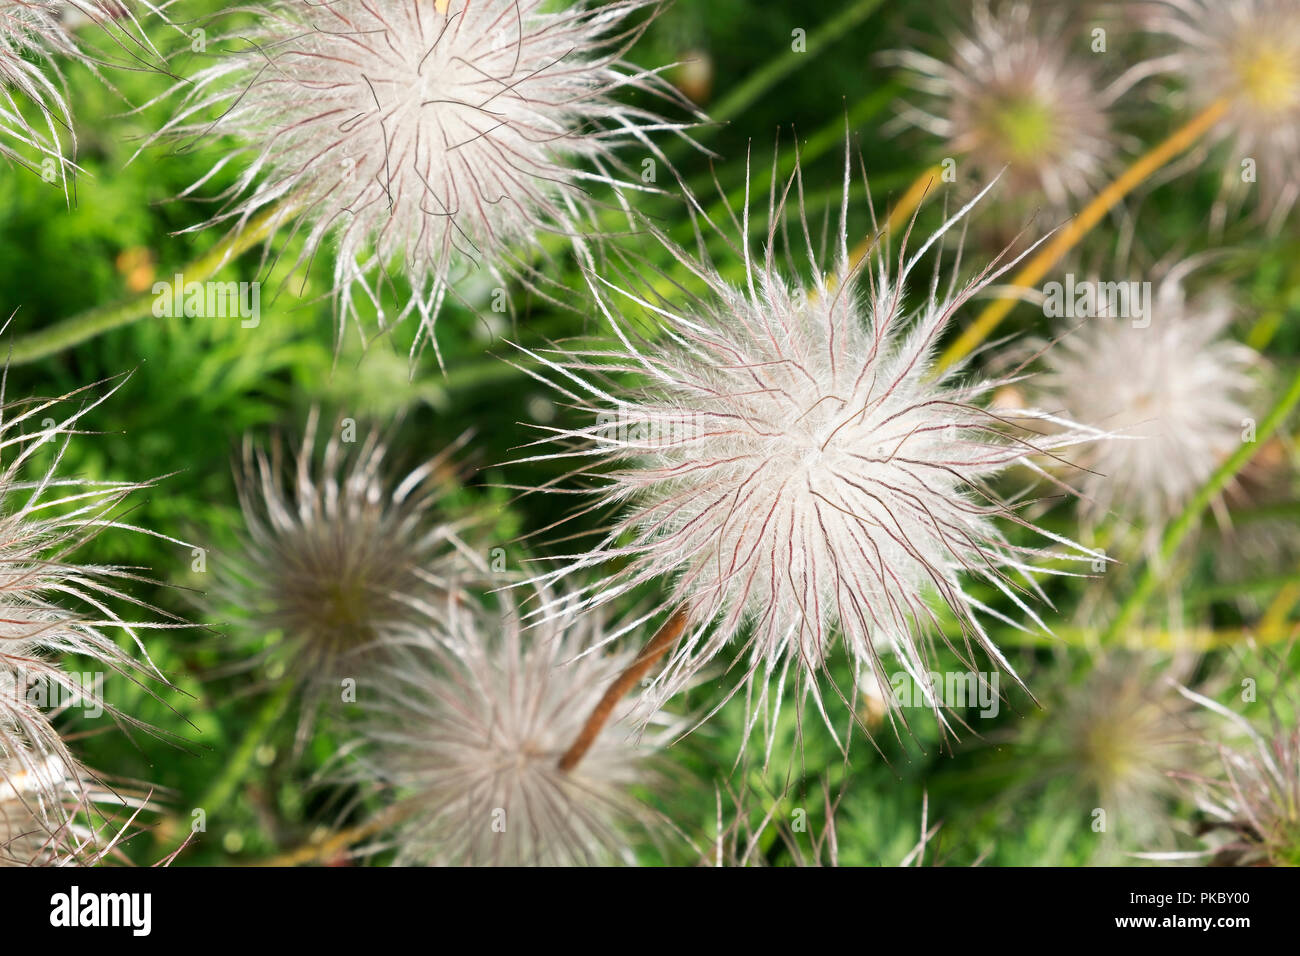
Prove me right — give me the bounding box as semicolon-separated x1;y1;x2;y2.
1035;262;1258;534
0;372;184;790
0;1;168;187
511;149;1106;750
0;743;151;866
159;0;690;362
220;409;482;691
885;0;1121;212
351;588;674;866
1138;0;1300;229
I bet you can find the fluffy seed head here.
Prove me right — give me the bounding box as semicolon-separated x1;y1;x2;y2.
220;410;479;690
0;375;181;790
1202;734;1300;866
1035;265;1258;532
887;0;1119;211
1181;678;1300;866
0;744;150;866
161;0;684;359
0;2;166;186
515;157;1102;747
352;589;672;866
1140;0;1300;227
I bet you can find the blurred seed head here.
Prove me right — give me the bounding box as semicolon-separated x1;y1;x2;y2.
1017;653;1209;851
1035;265;1258;536
351;588;675;866
221;410;480;692
1139;0;1300;228
515;151;1104;750
159;0;692;361
886;0;1119;212
1181;676;1300;866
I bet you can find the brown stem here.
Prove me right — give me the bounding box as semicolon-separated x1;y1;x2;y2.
557;607;689;773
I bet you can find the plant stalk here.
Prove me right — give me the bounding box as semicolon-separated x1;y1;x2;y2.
1102;361;1300;644
557;607;688;773
935;97;1230;373
8;204;288;365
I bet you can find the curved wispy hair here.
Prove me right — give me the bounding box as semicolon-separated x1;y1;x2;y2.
0;370;186;788
0;1;171;188
1172;675;1300;866
155;0;695;363
1135;0;1300;230
347;587;676;866
1009;653;1209;856
1034;260;1258;538
508;146;1105;750
883;0;1125;213
0;742;154;867
218;409;483;696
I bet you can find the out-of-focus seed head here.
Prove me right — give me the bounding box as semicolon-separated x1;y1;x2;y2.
159;0;692;361
220;411;480;691
1011;653;1210;853
1035;265;1258;536
351;588;674;866
1139;0;1300;228
886;0;1119;213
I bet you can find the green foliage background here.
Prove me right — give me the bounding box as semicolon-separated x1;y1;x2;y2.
2;0;1298;866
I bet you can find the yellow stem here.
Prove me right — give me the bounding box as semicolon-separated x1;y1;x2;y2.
1258;579;1300;643
251;801;418;867
935;97;1231;373
845;162;947;271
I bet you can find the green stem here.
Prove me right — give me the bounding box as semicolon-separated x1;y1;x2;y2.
194;678;295;826
9;205;287;366
1102;364;1300;644
707;0;885;125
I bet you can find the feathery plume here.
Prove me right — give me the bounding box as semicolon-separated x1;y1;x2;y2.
1177;674;1300;866
158;0;692;360
0;1;169;185
511;146;1104;750
0;742;153;866
350;588;674;866
0;371;185;792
